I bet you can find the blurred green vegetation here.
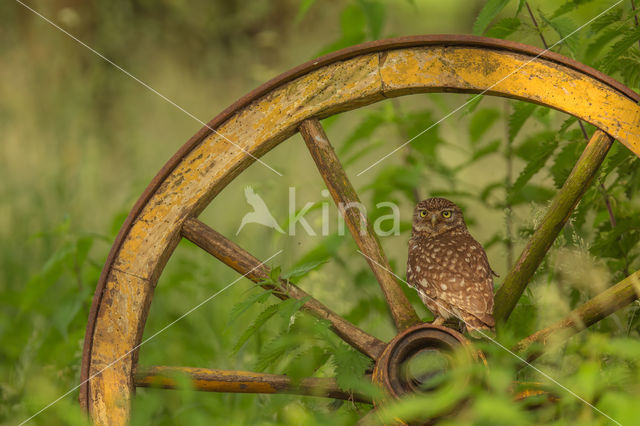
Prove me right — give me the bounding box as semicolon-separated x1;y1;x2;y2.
2;0;640;425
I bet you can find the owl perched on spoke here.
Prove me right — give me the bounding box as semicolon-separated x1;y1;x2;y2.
406;198;496;332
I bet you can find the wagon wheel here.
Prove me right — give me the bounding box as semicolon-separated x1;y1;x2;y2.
80;35;640;424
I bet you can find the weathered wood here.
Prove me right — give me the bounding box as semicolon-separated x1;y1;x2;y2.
81;38;640;424
134;365;371;403
182;218;386;360
514;271;640;360
494;130;614;323
299;119;420;331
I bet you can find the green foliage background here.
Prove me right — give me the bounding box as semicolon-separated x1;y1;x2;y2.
1;0;640;424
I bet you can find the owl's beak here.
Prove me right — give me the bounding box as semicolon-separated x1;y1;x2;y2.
431;214;437;227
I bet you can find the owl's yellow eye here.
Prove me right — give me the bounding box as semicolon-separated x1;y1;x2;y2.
419;210;427;218
441;211;452;218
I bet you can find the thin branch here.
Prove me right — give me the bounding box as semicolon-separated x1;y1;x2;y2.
514;271;640;361
526;2;549;49
504;100;514;270
632;0;640;49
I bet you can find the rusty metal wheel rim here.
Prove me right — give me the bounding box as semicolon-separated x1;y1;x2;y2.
372;323;472;399
80;35;640;424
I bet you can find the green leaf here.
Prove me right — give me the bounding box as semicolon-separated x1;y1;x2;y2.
532;106;551;128
485;17;520;39
316;4;367;56
269;266;281;282
551;0;595;19
333;343;373;392
458;139;502;171
52;294;84;338
284;345;331;383
514;130;556;160
508;102;537;141
473;0;511;36
508;184;555;205
463;95;484;115
295;0;316;24
606;338;640;361
473;394;529;424
357;0;385;39
550;142;583;188
75;236;93;270
571;186;596;232
228;290;274;325
588;7;623;35
398;109;445;160
282;260;327;283
233;304;280;353
472;139;502;162
602;27;640;73
110;209;129;236
365;164;423;205
21;242;75;311
294;233;345;267
339;111;385;155
584;27;624;65
312;318;336;345
617;50;640;89
591;217;640;260
341;4;367;41
600;143;633;178
510;138;556;196
558;116;578;136
469;108;500;144
480;182;504;203
255;333;301;371
277;296;311;321
540;13;579;56
343;140;384;167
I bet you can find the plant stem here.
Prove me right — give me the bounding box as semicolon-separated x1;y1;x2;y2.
504;100;514;270
632;0;640;49
526;2;549;49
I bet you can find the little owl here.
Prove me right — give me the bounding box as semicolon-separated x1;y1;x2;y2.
406;197;496;332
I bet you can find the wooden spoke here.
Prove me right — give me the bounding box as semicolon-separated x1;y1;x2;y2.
494;130;614;323
134;366;371;403
514;271;640;361
181;218;386;360
299;118;420;332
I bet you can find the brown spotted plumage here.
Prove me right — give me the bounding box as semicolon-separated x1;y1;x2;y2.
406;198;496;332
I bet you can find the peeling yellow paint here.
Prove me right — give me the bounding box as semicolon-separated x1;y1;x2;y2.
381;47;640;153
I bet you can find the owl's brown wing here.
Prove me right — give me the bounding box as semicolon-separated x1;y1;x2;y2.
418;234;495;327
406;237;437;300
434;269;495;327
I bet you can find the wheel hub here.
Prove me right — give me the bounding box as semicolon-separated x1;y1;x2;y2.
372;323;472;398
